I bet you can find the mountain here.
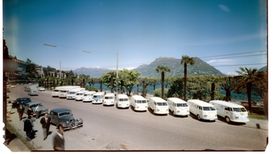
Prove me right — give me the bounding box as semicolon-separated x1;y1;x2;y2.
73;67;111;78
134;57;224;77
258;65;267;72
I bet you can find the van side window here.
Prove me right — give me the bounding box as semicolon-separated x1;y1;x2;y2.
198;106;202;110
225;107;232;111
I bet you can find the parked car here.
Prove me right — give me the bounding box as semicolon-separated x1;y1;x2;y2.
116;94;130;108
167;97;189;116
131;95;148;111
38;87;45;91
209;100;249;123
24;102;48;118
49;108;83;130
187;99;217;121
28;88;38;96
12;97;31;108
148;97;169;115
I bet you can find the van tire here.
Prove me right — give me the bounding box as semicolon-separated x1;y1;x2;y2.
225;117;231;123
197;115;201;120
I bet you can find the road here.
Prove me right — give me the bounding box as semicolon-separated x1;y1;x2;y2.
7;85;268;151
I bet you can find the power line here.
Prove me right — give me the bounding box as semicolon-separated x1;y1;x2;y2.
204;53;267;60
200;50;266;59
213;63;266;67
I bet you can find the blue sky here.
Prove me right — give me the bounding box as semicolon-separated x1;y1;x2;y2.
3;0;267;74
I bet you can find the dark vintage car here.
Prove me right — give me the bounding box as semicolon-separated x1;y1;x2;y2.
49;108;83;130
24;102;48;118
12;97;32;108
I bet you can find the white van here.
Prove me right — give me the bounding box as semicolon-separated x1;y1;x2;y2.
187;99;217;121
209;100;249;123
116;94;130;108
131;95;148;111
167;97;189;116
52;86;62;97
75;91;86;101
148;97;169;115
66;88;84;100
103;93;115;106
92;92;104;104
29;87;38;96
82;91;96;103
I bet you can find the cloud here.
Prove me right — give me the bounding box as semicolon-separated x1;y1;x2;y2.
218;4;230;13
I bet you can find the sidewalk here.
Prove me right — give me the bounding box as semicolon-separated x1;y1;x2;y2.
244;118;268;130
5;102;56;151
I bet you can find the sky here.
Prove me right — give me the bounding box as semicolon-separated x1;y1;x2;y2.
3;0;267;74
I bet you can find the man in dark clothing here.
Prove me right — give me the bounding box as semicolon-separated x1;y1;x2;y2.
40;113;51;140
24;115;34;140
17;104;24;120
53;125;65;151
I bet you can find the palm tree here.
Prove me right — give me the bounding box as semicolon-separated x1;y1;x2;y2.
156;65;170;98
181;56;194;100
236;67;260;113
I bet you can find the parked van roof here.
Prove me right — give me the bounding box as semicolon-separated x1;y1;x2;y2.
187;99;213;107
132;95;146;100
150;97;166;102
210;100;244;108
167;97;187;104
117;94;129;98
105;93;115;97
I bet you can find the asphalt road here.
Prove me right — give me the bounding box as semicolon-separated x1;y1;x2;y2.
8;85;268;151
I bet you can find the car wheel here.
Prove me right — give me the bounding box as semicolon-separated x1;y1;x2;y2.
225;116;231;123
197;115;201;120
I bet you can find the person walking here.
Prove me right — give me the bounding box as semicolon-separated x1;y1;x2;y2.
53;124;65;151
17;104;24;120
24;115;34;140
40;113;51;140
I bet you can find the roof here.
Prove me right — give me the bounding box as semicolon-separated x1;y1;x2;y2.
187;99;213;107
167;97;187;104
149;97;166;102
50;108;71;113
105;93;115;97
209;100;244;108
117;94;129;98
132;95;146;100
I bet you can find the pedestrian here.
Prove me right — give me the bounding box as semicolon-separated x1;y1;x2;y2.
17;104;24;120
24;115;34;140
40;113;51;140
53;124;65;151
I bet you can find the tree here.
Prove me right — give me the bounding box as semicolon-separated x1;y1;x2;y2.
181;56;194;100
156;65;170;98
102;70;140;95
25;58;38;81
119;70;140;95
236;67;260;113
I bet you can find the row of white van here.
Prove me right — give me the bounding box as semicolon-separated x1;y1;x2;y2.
51;86;249;123
149;97;249;123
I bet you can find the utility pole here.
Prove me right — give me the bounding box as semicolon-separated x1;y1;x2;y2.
116;52;119;94
59;61;62;78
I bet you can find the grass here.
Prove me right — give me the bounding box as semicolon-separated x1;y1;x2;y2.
248;113;267;120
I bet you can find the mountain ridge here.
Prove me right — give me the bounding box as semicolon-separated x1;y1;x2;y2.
73;56;225;77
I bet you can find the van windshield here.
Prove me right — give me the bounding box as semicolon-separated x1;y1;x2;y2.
177;103;188;107
119;98;128;101
233;107;247;112
156;102;168;106
136;100;147;103
105;96;114;99
203;107;216;111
